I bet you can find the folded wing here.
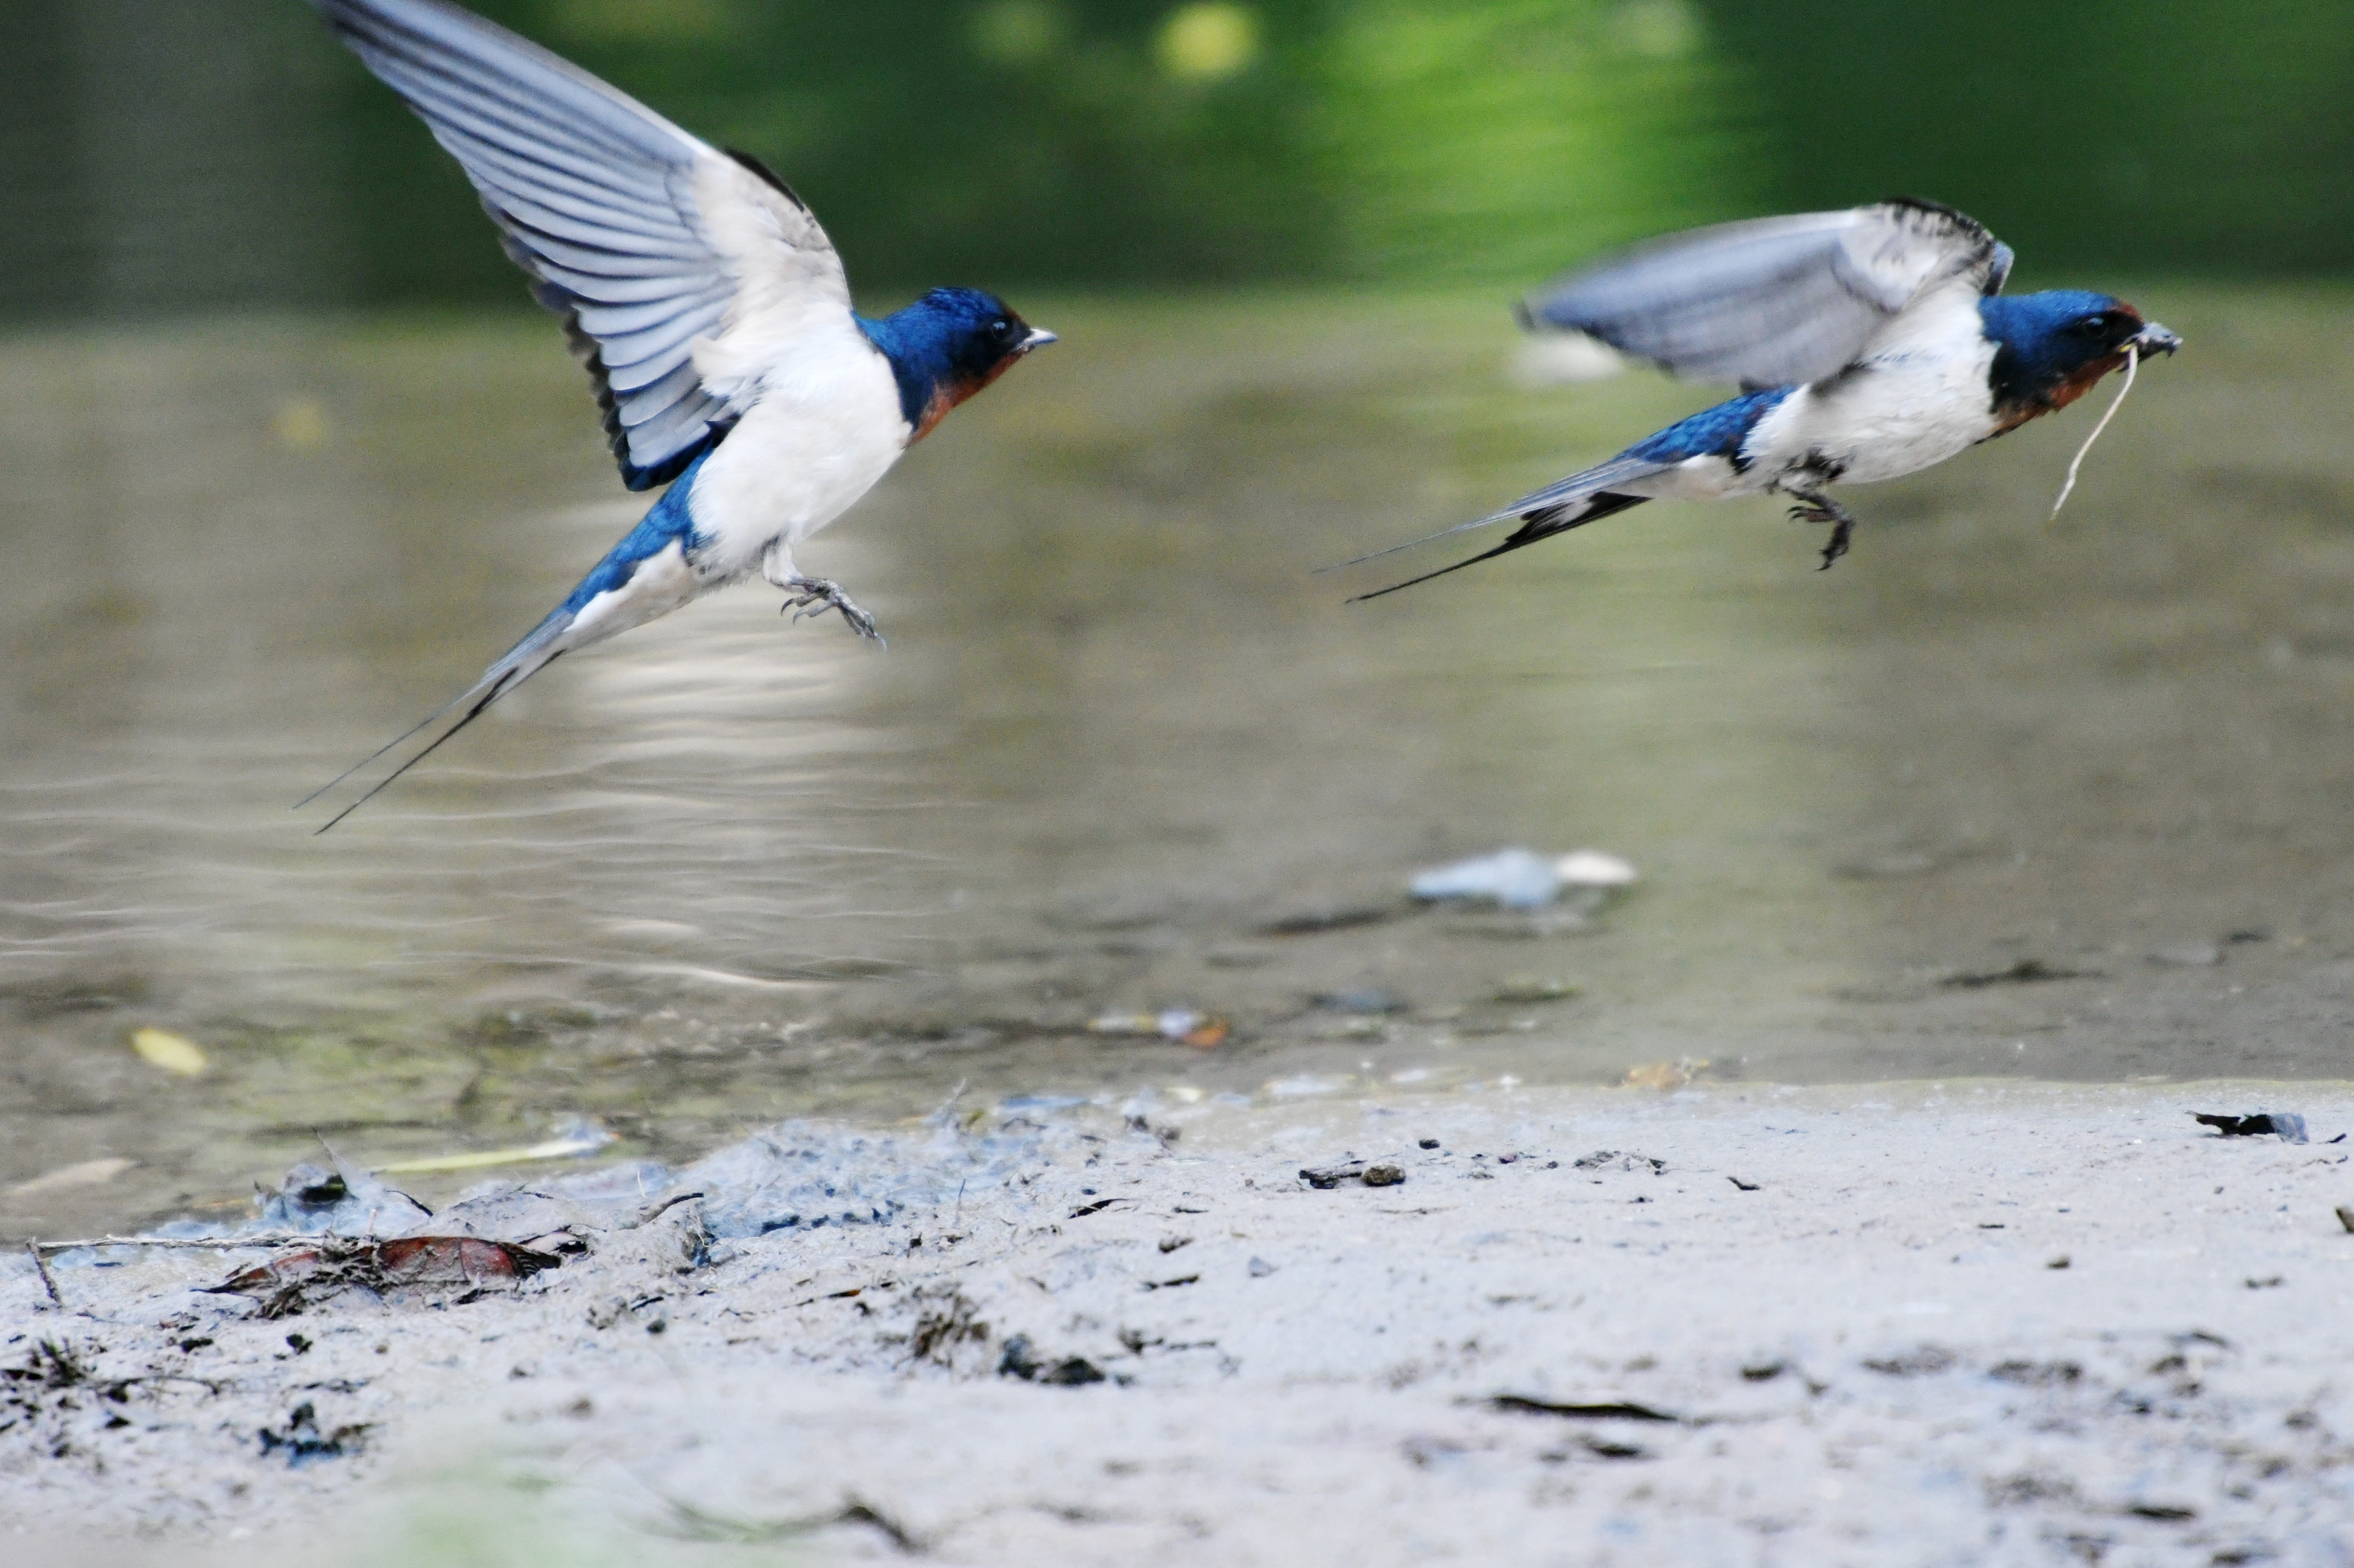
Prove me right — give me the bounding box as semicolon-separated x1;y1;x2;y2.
1518;199;2014;390
312;0;849;489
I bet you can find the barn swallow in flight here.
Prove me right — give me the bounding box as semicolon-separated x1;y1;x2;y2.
1346;199;2178;597
301;0;1053;828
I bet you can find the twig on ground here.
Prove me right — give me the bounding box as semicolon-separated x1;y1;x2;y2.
26;1240;63;1307
618;1192;704;1229
33;1233;311;1255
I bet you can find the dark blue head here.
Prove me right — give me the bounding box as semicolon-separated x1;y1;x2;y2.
858;287;1055;441
1979;290;2179;425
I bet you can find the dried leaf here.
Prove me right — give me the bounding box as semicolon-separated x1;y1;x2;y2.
130;1028;207;1076
207;1236;563;1316
371;1236;556;1286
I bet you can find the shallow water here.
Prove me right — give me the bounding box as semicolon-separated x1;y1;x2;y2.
5;288;2353;1234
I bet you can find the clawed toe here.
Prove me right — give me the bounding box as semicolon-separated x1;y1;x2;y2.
833;602;883;644
780;579;886;646
1816;520;1855;571
1783;488;1858;571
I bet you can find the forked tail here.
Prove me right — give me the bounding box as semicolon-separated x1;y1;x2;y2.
1344;491;1651;602
296;607;576;833
1328;450;1672;601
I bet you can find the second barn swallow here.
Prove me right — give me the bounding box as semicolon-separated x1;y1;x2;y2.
302;0;1055;828
1346;199;2178;597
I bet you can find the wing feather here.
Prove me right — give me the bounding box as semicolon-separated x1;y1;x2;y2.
1519;200;2010;389
416;124;686;230
589;311;732;379
311;0;850;489
502;229;707;282
570;287;736;344
523;264;714;306
604;361;711;424
482;187;713;259
323;0;695;162
622;393;731;454
340;40;681;187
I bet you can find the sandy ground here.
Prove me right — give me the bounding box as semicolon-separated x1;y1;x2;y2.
7;1080;2354;1567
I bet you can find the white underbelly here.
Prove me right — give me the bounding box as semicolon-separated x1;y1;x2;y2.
1810;391;1995;484
684;350;910;576
1749;318;2000;487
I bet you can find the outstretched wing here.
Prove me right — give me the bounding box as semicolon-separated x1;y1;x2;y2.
1518;199;2014;390
312;0;850;489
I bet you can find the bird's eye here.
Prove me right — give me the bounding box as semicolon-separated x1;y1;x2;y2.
2078;314;2110;336
992;318;1010;337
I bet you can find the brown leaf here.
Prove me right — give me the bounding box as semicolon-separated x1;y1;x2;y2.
206;1236;562;1315
372;1236;559;1286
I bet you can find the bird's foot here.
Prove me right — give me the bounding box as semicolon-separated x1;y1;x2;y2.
1813;515;1855;570
780;577;885;645
1786;492;1858;571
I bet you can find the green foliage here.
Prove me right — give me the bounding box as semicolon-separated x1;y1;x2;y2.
1311;0;1761;281
7;0;2353;322
1700;0;2354;277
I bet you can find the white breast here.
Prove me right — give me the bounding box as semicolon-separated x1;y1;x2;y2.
684;311;911;576
1743;282;2000;488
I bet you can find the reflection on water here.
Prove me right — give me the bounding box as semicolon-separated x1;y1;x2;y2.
4;290;2353;1233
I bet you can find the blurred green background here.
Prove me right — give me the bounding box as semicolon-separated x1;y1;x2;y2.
1;0;2346;322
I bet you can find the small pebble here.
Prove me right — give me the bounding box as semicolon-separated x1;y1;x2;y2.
1363;1164;1405;1187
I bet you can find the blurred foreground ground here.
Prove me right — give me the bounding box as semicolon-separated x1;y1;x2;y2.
7;1081;2354;1565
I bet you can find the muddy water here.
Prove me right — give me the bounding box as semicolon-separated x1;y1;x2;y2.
4;289;2351;1235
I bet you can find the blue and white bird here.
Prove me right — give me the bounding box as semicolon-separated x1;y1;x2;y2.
302;0;1055;828
1346;199;2179;597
